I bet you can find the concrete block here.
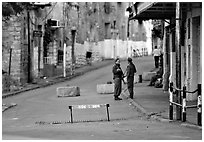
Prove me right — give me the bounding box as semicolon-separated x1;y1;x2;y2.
97;84;114;94
142;72;157;81
57;86;80;97
124;75;139;84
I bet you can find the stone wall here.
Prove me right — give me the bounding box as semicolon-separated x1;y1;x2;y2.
2;15;23;91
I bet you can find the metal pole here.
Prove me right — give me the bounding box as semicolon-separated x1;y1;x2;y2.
69;106;73;123
182;86;186;122
71;28;76;76
169;82;174;120
106;104;110;121
63;43;66;77
8;47;13;75
175;2;182;120
197;84;202;126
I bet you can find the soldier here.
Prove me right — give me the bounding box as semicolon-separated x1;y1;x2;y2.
112;58;124;100
125;57;137;99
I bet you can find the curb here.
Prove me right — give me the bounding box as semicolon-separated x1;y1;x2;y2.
121;87;202;130
2;61;113;99
181;123;202;130
2;103;17;112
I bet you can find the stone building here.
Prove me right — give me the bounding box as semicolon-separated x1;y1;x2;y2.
2;3;51;91
2;2;152;92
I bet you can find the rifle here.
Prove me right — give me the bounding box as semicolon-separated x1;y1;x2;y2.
122;69;127;84
115;65;126;84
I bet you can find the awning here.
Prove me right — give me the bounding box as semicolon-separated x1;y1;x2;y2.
130;2;176;20
130;2;201;20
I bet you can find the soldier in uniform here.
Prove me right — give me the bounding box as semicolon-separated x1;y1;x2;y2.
125;57;137;99
112;58;124;100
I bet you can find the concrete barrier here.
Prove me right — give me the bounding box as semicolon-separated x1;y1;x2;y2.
124;75;140;84
97;84;114;94
57;86;80;97
142;72;156;81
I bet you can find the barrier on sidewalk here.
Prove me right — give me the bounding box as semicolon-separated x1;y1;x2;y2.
97;84;114;94
68;104;110;123
169;82;202;126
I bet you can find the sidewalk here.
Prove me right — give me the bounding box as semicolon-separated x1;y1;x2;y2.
121;80;202;130
2;59;114;99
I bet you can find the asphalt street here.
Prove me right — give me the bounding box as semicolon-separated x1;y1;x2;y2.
2;56;202;140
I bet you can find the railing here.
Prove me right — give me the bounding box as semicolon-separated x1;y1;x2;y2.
44;57;52;64
169;82;202;126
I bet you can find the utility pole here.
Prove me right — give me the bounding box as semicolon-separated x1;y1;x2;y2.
175;2;182;120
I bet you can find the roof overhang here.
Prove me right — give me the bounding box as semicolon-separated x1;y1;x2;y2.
130;2;201;20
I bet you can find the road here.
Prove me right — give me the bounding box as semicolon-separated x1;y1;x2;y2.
2;56;202;140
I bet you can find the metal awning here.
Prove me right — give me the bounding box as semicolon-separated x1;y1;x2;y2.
130;2;176;20
130;2;201;20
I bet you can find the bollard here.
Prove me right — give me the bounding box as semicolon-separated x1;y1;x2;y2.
197;84;202;126
169;82;173;120
139;75;142;83
106;104;110;121
182;86;186;122
69;106;73;123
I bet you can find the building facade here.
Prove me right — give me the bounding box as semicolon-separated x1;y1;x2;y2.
2;2;152;92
